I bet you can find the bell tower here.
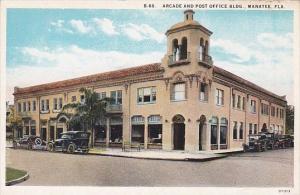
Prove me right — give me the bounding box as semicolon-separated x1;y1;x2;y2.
162;10;213;76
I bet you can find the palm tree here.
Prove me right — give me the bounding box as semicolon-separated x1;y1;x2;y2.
61;88;111;147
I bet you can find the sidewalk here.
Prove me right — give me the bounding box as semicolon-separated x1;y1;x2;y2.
89;148;228;162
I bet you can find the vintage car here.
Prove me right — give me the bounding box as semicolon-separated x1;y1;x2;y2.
278;134;293;148
47;131;90;154
12;135;47;150
243;134;268;152
262;132;280;150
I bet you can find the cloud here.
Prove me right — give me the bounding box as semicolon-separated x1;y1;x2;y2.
257;33;293;49
49;18;164;43
211;32;293;105
121;23;165;43
6;46;164;103
93;18;119;36
50;19;74;34
211;39;252;63
69;19;93;34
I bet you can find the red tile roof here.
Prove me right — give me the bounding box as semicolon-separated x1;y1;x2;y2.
213;66;286;102
13;62;286;103
14;63;163;95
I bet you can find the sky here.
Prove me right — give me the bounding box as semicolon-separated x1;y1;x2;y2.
6;9;294;105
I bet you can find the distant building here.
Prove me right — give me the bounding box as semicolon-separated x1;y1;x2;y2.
13;10;286;151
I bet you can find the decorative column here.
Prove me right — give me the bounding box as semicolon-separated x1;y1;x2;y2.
106;118;110;147
144;120;148;149
206;121;211;151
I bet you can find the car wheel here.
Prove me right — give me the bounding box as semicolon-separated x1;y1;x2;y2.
47;143;55;152
35;138;43;146
264;143;267;151
67;144;75;154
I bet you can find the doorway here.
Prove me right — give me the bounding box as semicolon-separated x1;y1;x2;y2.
172;114;185;150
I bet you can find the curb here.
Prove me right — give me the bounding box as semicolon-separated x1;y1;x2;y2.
6;172;29;186
88;152;228;162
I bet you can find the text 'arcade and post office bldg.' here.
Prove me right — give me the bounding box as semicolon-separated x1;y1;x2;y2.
13;10;287;151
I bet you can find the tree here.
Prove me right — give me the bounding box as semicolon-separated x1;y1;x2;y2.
7;107;23;139
285;105;294;135
61;88;111;146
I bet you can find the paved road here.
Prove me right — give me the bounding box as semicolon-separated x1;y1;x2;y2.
6;148;293;187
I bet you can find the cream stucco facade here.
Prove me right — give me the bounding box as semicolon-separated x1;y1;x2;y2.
13;10;286;152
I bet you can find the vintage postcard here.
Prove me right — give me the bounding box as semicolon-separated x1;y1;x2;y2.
0;0;299;195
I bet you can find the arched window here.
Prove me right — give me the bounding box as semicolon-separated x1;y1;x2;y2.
180;37;187;60
172;39;179;62
205;40;209;56
239;122;244;139
211;117;218;146
220;118;228;145
198;38;204;61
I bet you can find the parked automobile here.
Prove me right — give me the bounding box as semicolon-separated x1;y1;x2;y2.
278;134;293;148
47;131;90;154
262;132;279;150
243;134;268;152
290;135;294;147
12;135;47;150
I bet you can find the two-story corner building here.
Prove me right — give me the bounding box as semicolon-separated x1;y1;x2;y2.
13;10;287;152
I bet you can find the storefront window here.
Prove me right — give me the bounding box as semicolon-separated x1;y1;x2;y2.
131;116;145;143
95;125;106;143
148;115;162;144
211;125;217;145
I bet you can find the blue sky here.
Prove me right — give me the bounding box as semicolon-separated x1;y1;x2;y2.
6;9;294;104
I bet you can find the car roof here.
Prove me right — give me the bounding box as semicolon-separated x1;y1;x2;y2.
61;131;89;135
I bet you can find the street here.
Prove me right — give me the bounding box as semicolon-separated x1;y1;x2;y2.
6;148;293;187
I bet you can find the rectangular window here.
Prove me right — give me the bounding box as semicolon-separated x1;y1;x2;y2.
242;97;246;110
27;101;31;112
80;95;85;103
261;103;269;115
137;87;157;104
23;102;26;112
250;100;256;113
111;90;122;105
18;103;21;112
72;96;77;102
53;98;58;110
172;83;186;101
215;89;224;106
33;101;36;111
46;99;49;111
232;94;236;108
59;98;63;109
249;123;253;135
276;108;279;117
254;124;257;134
237;95;241;109
199;83;208;101
98;92;106;100
271;106;275;116
41;100;45;111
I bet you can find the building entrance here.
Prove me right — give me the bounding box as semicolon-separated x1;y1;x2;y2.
172;114;185;150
